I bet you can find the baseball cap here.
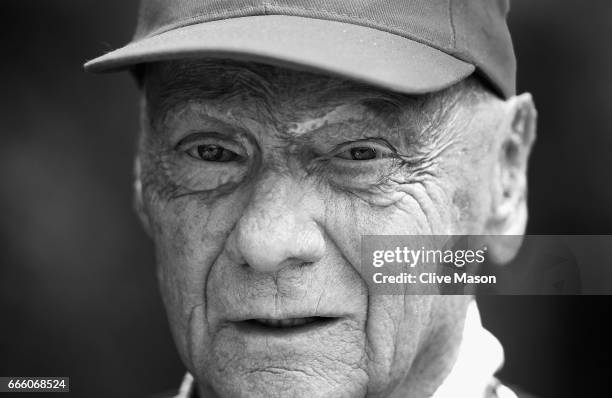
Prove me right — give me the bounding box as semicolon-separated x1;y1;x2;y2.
84;0;516;98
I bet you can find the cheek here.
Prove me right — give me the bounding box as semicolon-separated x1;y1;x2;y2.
451;185;488;233
145;191;244;369
445;152;496;233
318;188;442;390
323;180;455;268
364;295;434;395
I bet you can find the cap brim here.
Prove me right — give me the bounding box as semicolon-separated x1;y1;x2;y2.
85;15;474;95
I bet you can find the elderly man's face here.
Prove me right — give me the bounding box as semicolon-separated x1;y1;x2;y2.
135;60;534;397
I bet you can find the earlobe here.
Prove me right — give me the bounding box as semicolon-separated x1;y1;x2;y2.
133;156;153;237
485;93;537;264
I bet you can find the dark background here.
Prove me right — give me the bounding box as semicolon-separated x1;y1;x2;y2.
1;1;611;397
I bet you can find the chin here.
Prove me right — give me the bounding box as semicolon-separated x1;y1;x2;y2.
203;370;367;398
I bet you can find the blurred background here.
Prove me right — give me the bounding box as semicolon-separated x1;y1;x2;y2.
1;1;611;397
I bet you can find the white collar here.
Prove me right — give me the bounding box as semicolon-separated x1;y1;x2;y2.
175;302;516;398
432;301;516;398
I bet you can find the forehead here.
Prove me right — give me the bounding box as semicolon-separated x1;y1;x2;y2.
143;59;433;119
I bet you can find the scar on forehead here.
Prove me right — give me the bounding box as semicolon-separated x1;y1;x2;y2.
286;103;372;136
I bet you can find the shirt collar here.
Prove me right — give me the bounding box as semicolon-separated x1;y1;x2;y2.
432;301;514;398
174;373;195;398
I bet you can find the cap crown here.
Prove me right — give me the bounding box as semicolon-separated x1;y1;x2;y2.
134;0;515;97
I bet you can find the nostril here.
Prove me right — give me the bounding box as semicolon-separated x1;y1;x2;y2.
277;258;313;269
244;261;318;274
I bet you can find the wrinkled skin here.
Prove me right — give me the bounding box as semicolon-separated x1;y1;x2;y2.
134;60;536;397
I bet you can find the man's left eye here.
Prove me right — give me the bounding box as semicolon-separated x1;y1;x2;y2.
334;145;383;161
186;144;239;162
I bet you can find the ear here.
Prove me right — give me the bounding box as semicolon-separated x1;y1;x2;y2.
133;156;153;237
485;93;537;264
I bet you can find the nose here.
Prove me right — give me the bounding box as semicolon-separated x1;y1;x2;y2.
225;176;325;273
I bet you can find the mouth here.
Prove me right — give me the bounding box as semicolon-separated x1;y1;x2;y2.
238;316;339;333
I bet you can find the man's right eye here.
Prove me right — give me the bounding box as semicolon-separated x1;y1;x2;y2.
186;144;240;162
